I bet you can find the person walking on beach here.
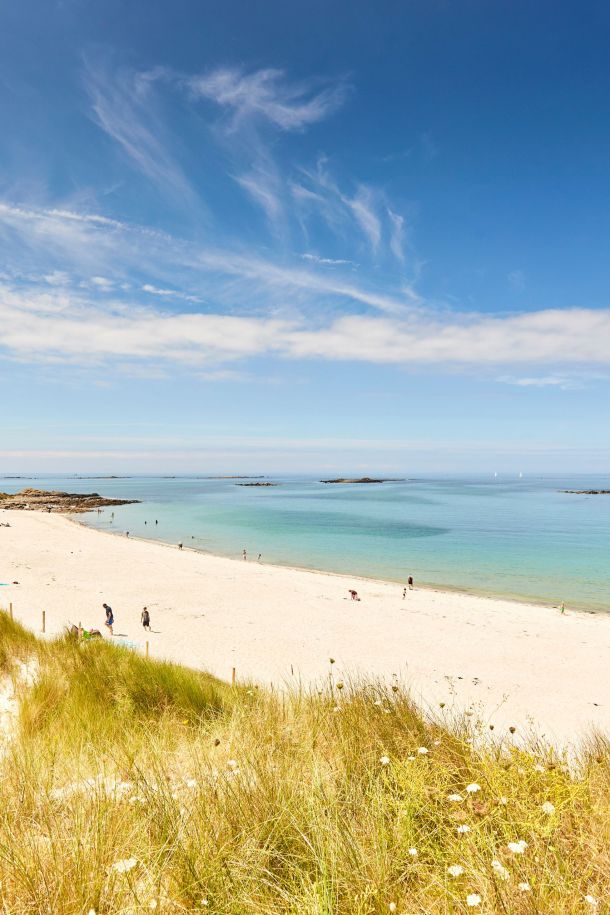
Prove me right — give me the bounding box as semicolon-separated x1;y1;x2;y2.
243;548;247;560
560;601;566;615
141;607;151;631
257;553;262;562
408;575;414;590
178;541;183;550
103;603;114;635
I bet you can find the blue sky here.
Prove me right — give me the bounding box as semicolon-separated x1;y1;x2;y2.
1;0;610;474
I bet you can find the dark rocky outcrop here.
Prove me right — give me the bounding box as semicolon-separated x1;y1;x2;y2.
561;489;610;495
0;488;139;513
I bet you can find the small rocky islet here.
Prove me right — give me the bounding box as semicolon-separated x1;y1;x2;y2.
320;476;404;484
561;489;610;495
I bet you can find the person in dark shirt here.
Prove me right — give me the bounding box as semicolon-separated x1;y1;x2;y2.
103;603;114;635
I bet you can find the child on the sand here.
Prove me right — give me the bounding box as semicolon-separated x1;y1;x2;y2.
348;589;361;601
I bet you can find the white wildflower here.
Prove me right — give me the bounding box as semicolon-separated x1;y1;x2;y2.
201;901;209;908
457;824;471;834
112;857;137;873
448;793;464;802
447;864;464;877
534;763;545;773
227;759;238;770
584;895;598;908
408;847;418;856
499;796;508;805
466;783;481;794
417;746;429;755
466;894;481;907
333;706;341;713
380;755;390;766
149;902;158;910
491;859;509;881
518;882;531;892
389;904;397;913
433;739;441;745
541;801;555;815
374;699;383;706
507;840;528;854
407;755;416;761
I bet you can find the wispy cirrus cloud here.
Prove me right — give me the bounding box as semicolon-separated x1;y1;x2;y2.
387;208;405;263
185;66;348;132
342;185;382;253
0;201;410;316
84;60;196;205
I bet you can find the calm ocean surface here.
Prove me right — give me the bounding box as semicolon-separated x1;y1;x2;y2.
3;474;610;612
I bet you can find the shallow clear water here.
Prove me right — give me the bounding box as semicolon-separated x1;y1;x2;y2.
3;474;610;611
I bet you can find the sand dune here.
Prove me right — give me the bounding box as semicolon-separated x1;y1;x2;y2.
1;509;608;746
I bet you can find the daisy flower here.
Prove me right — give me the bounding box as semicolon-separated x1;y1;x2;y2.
541;801;555;815
380;755;390;766
507;840;528;854
466;894;481;907
447;865;464;877
457;824;471;834
466;783;481;794
408;847;418;857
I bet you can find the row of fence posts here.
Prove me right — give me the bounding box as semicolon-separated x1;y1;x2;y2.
5;603;240;685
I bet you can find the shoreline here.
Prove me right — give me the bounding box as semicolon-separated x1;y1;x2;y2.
2;508;609;746
73;513;594;617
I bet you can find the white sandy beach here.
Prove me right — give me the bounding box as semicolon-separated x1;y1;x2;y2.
1;508;608;746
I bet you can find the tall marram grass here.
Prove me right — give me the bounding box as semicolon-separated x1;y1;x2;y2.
0;610;608;914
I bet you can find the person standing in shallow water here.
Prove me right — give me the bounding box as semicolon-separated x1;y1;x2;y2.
103;603;114;635
408;575;414;589
243;549;247;560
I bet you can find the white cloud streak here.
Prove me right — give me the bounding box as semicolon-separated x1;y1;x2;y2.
3;281;610;373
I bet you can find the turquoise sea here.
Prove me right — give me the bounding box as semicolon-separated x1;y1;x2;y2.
2;474;609;612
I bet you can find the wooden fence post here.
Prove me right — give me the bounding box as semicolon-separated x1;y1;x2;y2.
146;641;149;658
231;667;236;686
42;610;46;633
9;602;13;620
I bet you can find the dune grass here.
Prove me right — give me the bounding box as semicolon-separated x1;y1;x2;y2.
0;611;608;913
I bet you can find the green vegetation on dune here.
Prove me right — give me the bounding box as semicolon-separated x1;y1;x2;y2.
0;611;608;914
